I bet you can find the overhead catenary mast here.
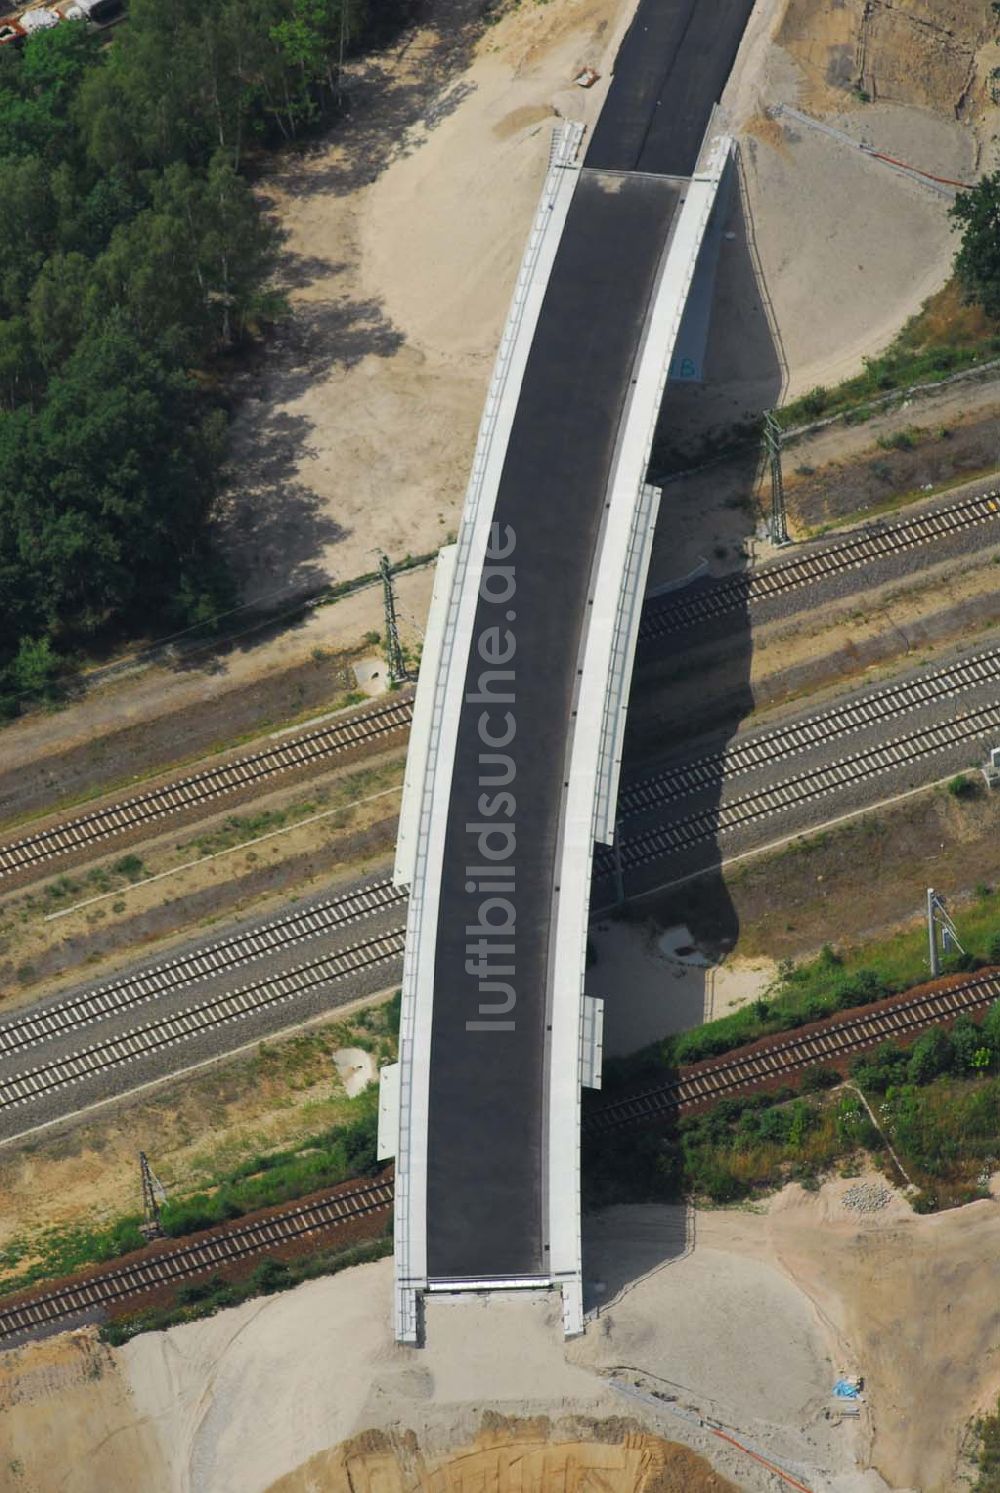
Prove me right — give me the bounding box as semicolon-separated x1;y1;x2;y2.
763;409;789;547
139;1151;167;1241
379;552;407;684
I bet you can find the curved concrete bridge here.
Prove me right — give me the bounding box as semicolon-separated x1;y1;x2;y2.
382;0;756;1343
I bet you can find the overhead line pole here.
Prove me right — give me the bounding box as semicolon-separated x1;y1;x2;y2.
379;552;407;685
763;409;789;546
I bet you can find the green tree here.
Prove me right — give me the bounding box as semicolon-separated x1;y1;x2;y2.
951;1015;985;1073
28;251;92;369
8;636;61;698
0;156;57;315
983;1000;1000;1058
0;320;224;637
0;317;40;411
951;173;1000;319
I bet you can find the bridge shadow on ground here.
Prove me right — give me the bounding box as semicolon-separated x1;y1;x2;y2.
582;153;786;1296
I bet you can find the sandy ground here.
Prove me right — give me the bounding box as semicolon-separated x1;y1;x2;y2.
10;1170;999;1492
332;1046;377;1097
741;102;977;398
220;0;634;607
580;1175;1000;1492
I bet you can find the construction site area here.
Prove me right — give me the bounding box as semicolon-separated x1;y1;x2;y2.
5;0;1000;1490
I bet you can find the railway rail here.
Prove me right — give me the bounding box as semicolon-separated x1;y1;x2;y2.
0;927;406;1115
602;698;1000;873
0;1176;393;1345
639;488;1000;641
0;694;415;880
587;971;1000;1132
619;642;1000;817
0;877;407;1062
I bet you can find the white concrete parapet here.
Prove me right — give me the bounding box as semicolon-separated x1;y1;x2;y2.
593;481;662;846
393;544;456;891
377;1062;400;1161
545;134;735;1337
579;996;604;1090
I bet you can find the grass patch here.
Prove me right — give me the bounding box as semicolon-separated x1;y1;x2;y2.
191;803;320;856
776;280;1000;431
974;1397;1000;1492
0;1103;379;1295
21;855;150;915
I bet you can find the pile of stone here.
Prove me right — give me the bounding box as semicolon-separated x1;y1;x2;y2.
841;1181;892;1213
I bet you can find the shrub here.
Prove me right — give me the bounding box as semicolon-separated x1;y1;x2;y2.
907;1027;954;1085
799;386;829;419
877;429;916;451
800;1066;841;1092
250;1258;292;1294
948;773;977;799
851;1042;909;1093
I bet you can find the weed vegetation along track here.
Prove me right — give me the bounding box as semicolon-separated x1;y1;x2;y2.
0;695;415;880
587;972;1000;1131
620;642;1000;816
640;488;1000;639
603;699;1000;872
0;1176;394;1347
0;878;407;1061
0;929;406;1116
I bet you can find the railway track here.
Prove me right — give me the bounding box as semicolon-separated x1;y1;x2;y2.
602;698;1000;872
0;878;407;1063
587;972;1000;1132
639;488;1000;641
0;694;415;880
0;1176;393;1344
619;642;1000;817
0;928;406;1116
5;971;997;1343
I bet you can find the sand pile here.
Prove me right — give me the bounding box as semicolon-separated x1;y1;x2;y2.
265;1419;740;1493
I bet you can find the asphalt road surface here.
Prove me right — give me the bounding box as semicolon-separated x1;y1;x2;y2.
425;0;756;1283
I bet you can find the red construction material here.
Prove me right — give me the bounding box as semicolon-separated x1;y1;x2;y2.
869;149;970;190
710;1428;815;1493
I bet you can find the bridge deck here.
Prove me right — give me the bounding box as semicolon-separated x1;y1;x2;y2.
408;0;757;1304
427;170;682;1281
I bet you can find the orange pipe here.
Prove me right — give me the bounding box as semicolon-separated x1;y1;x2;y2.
870;150;970;189
709;1427;815;1493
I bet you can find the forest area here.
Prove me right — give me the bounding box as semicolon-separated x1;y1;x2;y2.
0;0;414;714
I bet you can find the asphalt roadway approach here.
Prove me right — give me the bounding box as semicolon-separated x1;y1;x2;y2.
425;0;756;1284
